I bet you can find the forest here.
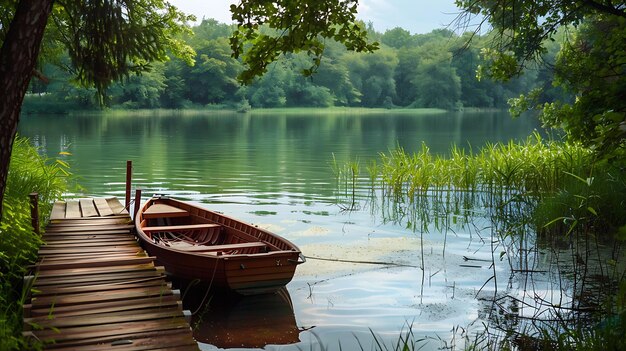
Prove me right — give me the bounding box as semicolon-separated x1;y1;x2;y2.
24;19;568;112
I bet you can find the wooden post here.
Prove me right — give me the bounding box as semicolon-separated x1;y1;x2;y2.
125;160;132;208
29;192;39;234
133;188;142;221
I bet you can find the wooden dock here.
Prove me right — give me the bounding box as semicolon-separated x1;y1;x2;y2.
23;197;199;350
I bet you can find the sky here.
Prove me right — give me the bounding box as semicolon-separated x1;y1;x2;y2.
168;0;464;35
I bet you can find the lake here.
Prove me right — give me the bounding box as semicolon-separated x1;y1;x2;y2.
19;110;542;350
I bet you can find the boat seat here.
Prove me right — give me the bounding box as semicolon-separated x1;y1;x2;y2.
143;223;221;233
181;242;267;254
142;204;189;219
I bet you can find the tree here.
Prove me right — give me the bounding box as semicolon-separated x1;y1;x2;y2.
455;0;626;156
344;48;397;107
394;47;421;106
381;27;415;49
230;0;379;83
0;0;55;220
543;16;626;156
313;57;361;106
109;65;167;109
247;65;288;108
412;47;461;109
280;53;333;107
0;0;381;218
0;0;194;218
181;19;242;106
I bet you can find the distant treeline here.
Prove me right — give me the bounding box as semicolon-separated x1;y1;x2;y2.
24;19;569;112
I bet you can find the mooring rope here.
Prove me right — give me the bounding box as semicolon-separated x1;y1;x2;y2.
303;255;420;269
189;261;220;316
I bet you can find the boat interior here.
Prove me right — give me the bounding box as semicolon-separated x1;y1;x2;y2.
139;201;284;256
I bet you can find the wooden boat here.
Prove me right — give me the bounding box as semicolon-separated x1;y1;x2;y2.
134;196;305;295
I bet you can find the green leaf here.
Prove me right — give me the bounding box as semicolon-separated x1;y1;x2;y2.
587;206;597;216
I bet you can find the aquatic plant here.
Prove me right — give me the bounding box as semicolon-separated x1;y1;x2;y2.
335;132;626;350
330;153;363;211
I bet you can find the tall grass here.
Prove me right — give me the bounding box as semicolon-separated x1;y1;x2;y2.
335;132;626;350
0;136;69;350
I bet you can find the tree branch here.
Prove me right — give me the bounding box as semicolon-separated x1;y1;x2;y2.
582;0;626;18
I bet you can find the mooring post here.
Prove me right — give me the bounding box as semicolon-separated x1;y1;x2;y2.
133;188;142;221
29;192;39;235
125;160;132;208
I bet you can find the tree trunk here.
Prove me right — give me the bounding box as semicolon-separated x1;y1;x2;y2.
0;0;54;220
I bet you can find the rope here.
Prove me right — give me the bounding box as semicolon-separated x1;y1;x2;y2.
189;258;220;316
303;255;420;269
120;198;134;214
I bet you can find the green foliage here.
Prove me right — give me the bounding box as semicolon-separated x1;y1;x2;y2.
535;164;626;238
0;137;69;351
455;0;626;157
344;48;397;107
456;0;584;75
229;0;379;84
381;27;415;49
546;16;626;156
412;46;461;109
185;25;242;105
0;0;196;106
50;0;195;103
23;9;565;111
109;64;167;109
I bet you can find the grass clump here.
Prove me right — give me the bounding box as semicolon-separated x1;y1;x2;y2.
0;136;69;351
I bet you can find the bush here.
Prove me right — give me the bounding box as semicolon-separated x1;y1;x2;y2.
0;136;69;350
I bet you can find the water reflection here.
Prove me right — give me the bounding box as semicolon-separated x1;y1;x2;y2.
181;283;300;349
17;111;546;349
19;111;540;199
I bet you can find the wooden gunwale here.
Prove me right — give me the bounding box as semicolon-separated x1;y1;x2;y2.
142;223;220;232
170;241;267;253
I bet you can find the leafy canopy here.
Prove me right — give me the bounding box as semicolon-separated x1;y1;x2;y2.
0;0;196;104
229;0;379;84
456;0;626;157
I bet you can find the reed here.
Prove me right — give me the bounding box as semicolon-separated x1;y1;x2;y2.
0;136;69;351
330;153;363;211
335;131;626;350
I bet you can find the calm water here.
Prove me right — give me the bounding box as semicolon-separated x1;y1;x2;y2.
20;110;542;350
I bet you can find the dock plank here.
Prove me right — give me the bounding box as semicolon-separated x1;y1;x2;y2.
26;295;180;318
29;328;196;350
79;198;99;217
45;224;134;233
47;217;131;226
50;201;66;220
46;331;198;351
32;270;165;288
33;256;156;271
65;200;81;219
27;317;191;342
107;197;128;214
93;197;114;217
